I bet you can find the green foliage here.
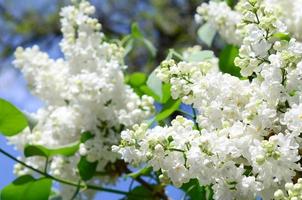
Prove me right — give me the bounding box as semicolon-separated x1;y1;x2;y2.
147;70;171;103
126;186;153;200
23;112;38;132
142;38;157;58
272;32;291;42
155;98;181;121
126;72;160;101
225;0;236;8
185;50;214;62
160;84;172;104
127;68;180;123
166;49;184;61
126;71;171;104
126;167;152;179
80;131;94;143
77;132;98;181
131;23;143;39
77;156;98;181
127;67;181;126
0;98;28;136
181;179;213;200
129;73;147;87
1;175;52;200
197;23;216;47
219;45;241;77
122;23;157;58
146;70;161;100
24;142;80;158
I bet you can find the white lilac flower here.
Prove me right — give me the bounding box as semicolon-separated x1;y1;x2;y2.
195;1;243;45
274;178;302;200
10;0;154;199
196;0;302;46
115;1;302;199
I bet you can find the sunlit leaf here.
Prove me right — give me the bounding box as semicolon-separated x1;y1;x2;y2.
80;131;94;143
23;178;52;200
225;0;236;8
186;50;214;62
78;156;98;181
23;112;37;132
272;32;291;42
181;179;213;200
166;49;184;61
219;45;241;77
1;175;52;200
127;186;153;200
139;85;161;102
126;167;152;179
197;23;216;47
156;99;181;121
147;69;172;103
0;98;28;136
147;70;163;100
161;84;171;104
24;142;80;158
129;73;147;87
131;23;143;39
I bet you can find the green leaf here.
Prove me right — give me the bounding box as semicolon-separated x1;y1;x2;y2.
219;45;241;77
272;32;291;42
146;69;171;103
147;70;162;100
243;166;253;176
1;175;52;200
24;142;80;158
127;186;153;200
49;189;62;200
0;98;28;136
131;23;143;39
77;156;98;181
24;145;48;157
142;38;157;57
23;113;37;132
186;50;214;62
0;175;35;200
166;49;184;61
161;84;171;104
129;73;147;87
156;99;181;121
205;186;214;200
124;38;134;56
126;167;152;179
197;23;216;47
23;178;52;200
124;23;157;57
139;85;161;102
127;73;161;100
127;71;170;103
181;179;213;200
225;0;236;8
80;131;94;143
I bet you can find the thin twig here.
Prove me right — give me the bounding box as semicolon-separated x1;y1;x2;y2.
70;180;81;200
0;148;144;197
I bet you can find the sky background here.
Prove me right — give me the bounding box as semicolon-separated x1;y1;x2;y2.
0;0;194;199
